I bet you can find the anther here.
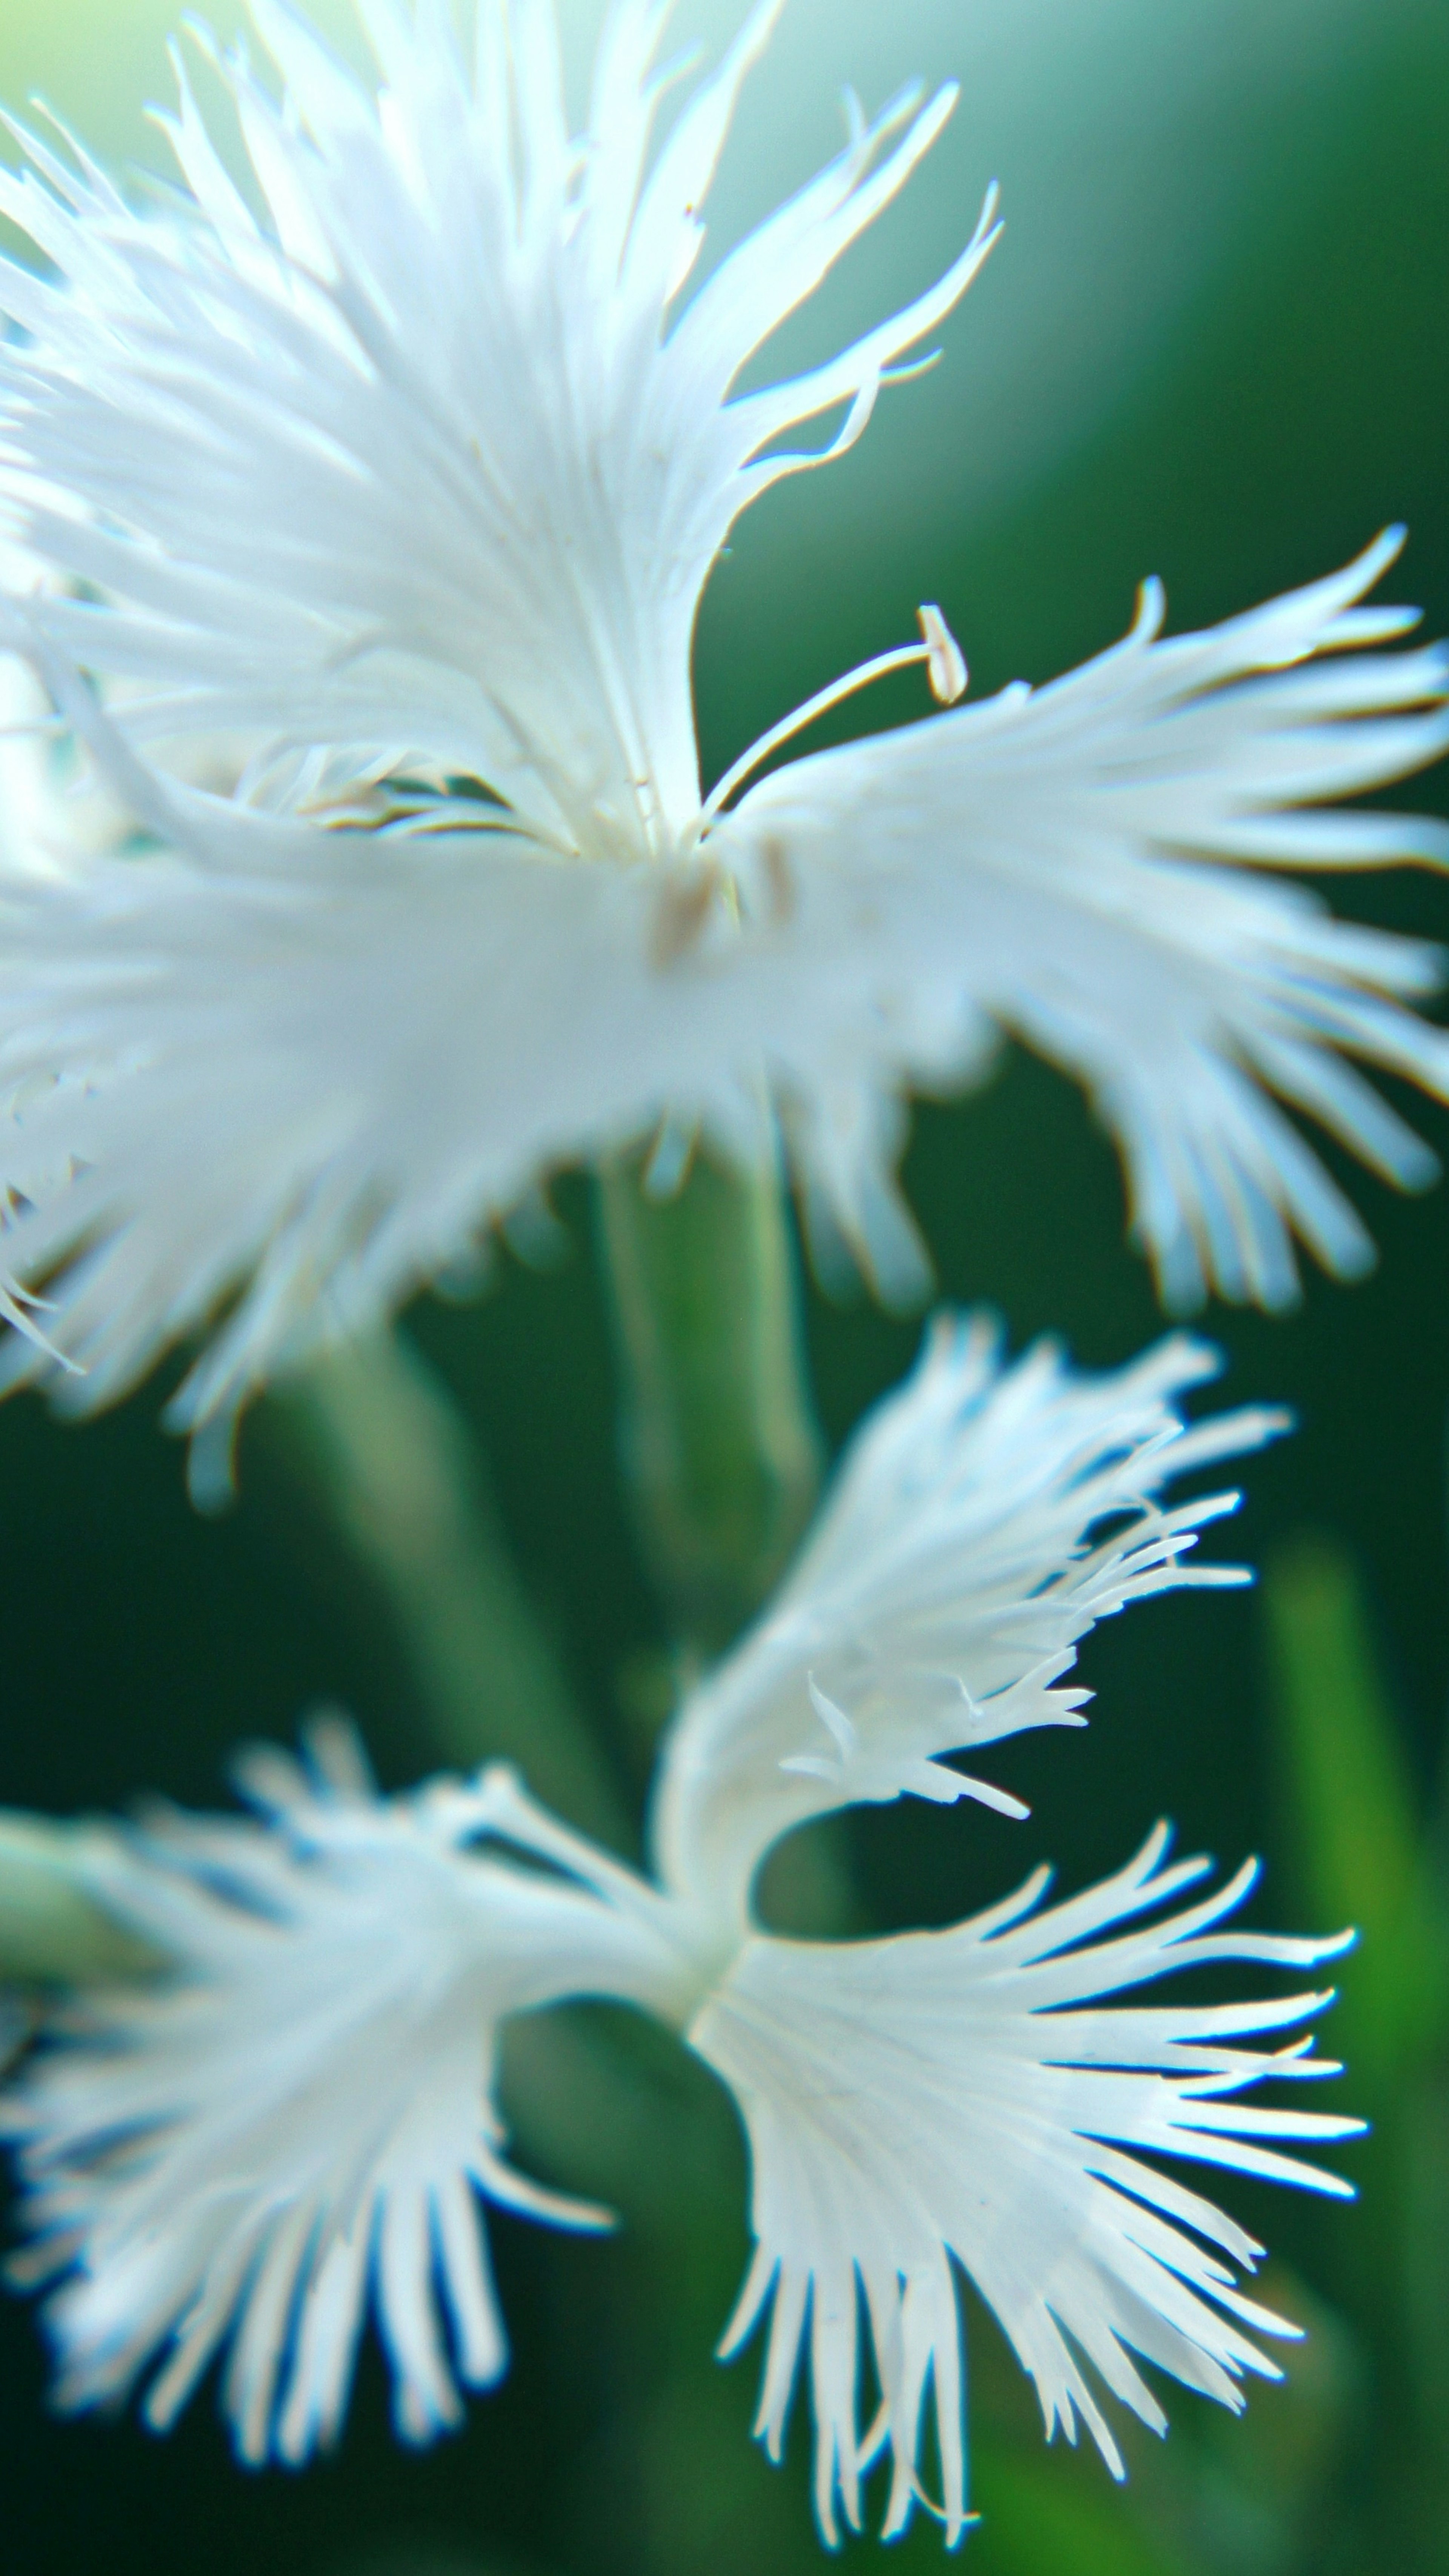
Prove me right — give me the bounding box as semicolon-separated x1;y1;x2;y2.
917;603;968;703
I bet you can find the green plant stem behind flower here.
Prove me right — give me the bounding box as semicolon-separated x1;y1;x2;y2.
259;1326;630;1849
593;1147;852;1947
593;1150;825;1662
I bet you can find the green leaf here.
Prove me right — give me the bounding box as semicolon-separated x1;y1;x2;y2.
1260;1534;1449;2083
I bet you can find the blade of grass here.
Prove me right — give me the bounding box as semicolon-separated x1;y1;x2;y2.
1260;1533;1448;2084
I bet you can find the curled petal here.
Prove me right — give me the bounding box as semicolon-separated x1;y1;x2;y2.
652;1312;1284;1930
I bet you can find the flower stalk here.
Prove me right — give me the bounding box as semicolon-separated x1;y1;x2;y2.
259;1327;629;1849
594;1149;825;1664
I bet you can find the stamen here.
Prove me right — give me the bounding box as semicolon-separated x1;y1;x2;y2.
918;603;968;704
700;604;968;827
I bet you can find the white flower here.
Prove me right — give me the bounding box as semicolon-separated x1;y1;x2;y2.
0;2;1444;1426
1;1322;1357;2539
0;1717;686;2464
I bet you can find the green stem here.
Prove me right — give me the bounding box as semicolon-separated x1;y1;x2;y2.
594;1147;852;1941
593;1149;824;1662
258;1326;630;1850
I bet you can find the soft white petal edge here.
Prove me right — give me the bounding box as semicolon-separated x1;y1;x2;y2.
0;1722;683;2463
0;0;995;855
688;1825;1359;2548
0;732;894;1425
652;1311;1286;1932
712;528;1449;1312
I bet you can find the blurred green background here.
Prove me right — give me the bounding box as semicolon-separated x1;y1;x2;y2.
2;2;1448;2573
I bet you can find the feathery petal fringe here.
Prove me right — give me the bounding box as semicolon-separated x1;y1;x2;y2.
653;1311;1284;1929
0;1722;677;2461
692;1826;1358;2546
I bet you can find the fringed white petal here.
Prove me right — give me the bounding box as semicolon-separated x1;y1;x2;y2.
712;532;1449;1310
0;1722;678;2462
688;1826;1359;2547
0;540;130;884
652;1314;1284;1930
0;758;885;1427
0;0;989;857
